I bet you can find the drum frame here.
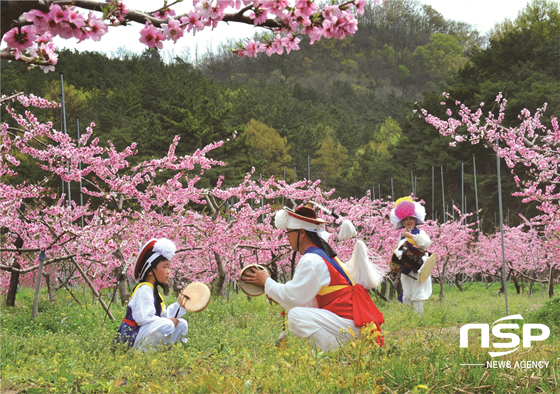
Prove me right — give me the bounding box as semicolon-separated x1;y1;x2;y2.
238;264;270;297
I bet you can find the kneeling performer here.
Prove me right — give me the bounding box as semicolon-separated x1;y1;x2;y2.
243;205;385;351
114;238;189;351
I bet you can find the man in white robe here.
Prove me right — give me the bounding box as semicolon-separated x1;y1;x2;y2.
244;205;385;351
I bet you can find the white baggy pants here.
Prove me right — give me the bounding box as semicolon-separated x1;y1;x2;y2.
134;318;188;351
288;307;359;352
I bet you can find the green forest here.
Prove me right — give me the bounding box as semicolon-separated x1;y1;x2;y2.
2;0;559;233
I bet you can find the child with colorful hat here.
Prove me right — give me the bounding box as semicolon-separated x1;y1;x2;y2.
390;197;433;316
114;238;188;351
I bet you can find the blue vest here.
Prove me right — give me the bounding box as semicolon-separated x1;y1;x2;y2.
113;283;164;348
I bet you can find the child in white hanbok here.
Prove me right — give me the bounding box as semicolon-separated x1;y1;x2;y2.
114;238;188;351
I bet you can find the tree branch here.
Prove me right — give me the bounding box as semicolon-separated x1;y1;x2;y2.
0;254;78;274
6;127;50;148
0;50;52;66
0;247;41;252
0;91;24;104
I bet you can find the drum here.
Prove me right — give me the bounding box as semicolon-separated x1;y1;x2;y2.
401;246;424;272
418;253;437;283
390;240;436;282
389;259;401;274
177;282;211;312
238;264;270;297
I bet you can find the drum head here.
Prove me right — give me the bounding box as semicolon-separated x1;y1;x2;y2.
418;253;437;283
238;264;269;297
179;282;211;312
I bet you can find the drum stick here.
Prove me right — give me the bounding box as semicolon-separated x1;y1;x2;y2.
401;271;418;281
174;293;190;318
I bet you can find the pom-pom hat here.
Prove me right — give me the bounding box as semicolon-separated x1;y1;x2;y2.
133;238;176;283
390;196;426;229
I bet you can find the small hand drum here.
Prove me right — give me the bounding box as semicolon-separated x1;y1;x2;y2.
239;264;270;297
177;282;211;312
418;253;437;284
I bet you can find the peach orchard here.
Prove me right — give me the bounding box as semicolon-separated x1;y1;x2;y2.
1;1;558;315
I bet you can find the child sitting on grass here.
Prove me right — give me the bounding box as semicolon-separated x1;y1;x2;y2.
114;238;188;351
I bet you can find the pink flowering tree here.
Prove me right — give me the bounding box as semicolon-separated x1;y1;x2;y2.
0;91;230;314
472;223;546;294
1;0;384;72
418;92;560;296
419;208;476;299
1;91;344;313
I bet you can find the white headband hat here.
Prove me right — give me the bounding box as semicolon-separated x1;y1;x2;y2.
133;238;176;283
275;206;331;241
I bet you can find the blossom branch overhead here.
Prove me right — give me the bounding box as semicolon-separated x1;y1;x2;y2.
1;0;384;72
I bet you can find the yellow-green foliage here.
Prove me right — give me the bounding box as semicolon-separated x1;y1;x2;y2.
244;119;292;179
312;128;349;181
412;33;468;83
43;80;96;123
370;117;402;155
1;283;559;393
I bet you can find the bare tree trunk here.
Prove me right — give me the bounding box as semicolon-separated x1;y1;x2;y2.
213;252;226;296
223;276;230;301
269;261;278;282
512;273;521;294
455;273;464;292
528;270;535;296
388;272;401;301
118;275;129;306
5;236;24;307
380;277;388;299
110;267;120;303
111;252;131;306
44;270;56;302
5;261;20;306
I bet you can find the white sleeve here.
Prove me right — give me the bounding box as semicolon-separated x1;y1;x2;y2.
264;253;330;310
130;285;166;326
162;302;186;319
412;230;432;250
394;238;406;259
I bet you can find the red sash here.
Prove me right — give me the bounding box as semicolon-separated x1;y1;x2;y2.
313;252;385;346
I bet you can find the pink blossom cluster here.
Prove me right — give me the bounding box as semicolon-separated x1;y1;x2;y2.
233;0;368;57
417;92;560;283
420;93;560;212
3;3;115;72
2;1;384;72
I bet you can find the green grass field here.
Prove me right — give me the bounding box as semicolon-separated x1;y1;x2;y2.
1;282;559;393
